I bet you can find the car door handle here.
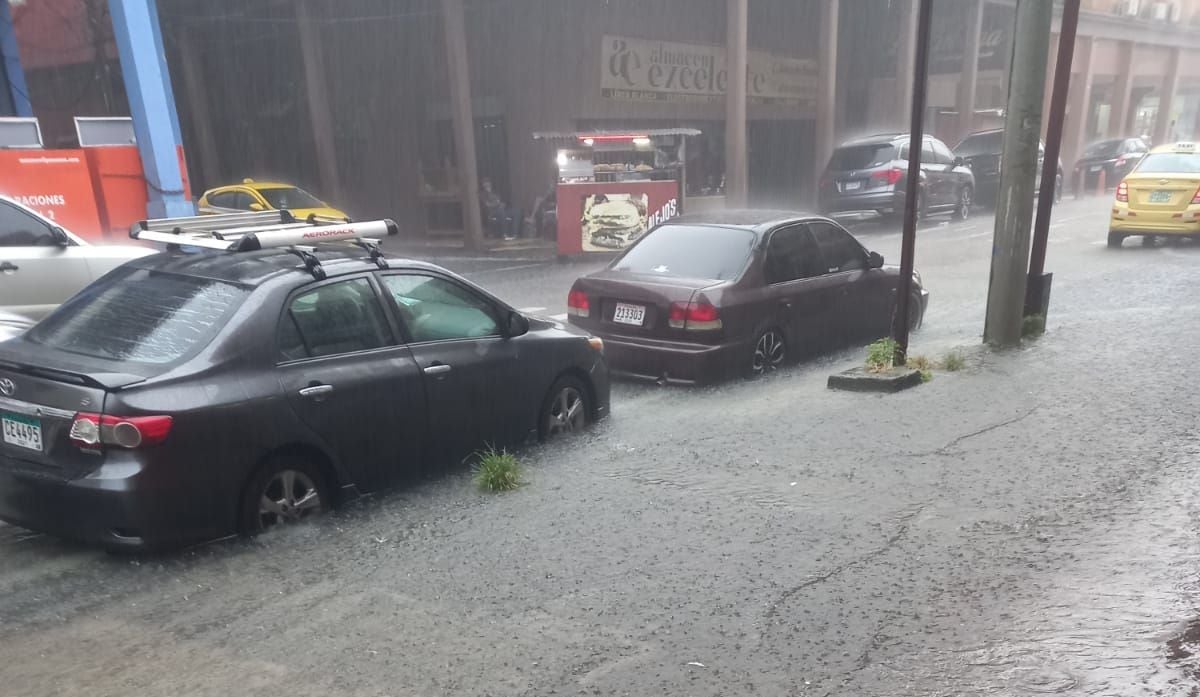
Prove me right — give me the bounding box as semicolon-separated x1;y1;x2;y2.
299;384;334;400
423;363;452;376
0;262;17;273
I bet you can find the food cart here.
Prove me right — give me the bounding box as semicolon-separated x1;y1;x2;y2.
532;128;704;256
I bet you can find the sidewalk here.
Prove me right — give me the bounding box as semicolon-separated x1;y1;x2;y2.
379;234;558;261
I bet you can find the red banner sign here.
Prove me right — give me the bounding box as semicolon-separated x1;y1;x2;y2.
556;180;680;255
0;150;103;239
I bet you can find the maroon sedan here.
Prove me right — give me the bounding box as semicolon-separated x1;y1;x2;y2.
567;210;929;384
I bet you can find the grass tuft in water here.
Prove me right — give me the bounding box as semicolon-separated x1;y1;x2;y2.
473;447;522;492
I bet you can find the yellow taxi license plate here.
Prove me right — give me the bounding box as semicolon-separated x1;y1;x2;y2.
1149;190;1172;203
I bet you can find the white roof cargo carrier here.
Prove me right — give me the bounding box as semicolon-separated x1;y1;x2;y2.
129;210;399;279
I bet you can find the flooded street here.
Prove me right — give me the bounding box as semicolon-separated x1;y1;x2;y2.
4;199;1200;696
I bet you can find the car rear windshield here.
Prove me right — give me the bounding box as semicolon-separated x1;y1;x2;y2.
25;267;249;366
1082;140;1122;159
258;187;324;210
1134;153;1200;174
954;131;1002;157
614;224;756;281
827;144;896;171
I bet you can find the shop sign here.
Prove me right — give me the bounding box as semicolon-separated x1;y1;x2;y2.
0;150;103;239
556;180;680;255
601;35;817;107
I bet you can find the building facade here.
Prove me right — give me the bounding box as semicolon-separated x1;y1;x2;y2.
9;0;1200;237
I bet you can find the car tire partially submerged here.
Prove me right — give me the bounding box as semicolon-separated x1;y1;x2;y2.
749;328;787;377
240;456;332;534
540;375;591;441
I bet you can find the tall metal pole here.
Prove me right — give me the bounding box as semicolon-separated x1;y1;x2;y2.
891;0;933;366
442;0;485;251
1027;0;1080;318
983;0;1053;347
724;0;749;207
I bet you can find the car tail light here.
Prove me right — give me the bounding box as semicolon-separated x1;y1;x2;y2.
1192;185;1200;205
69;413;173;450
567;289;590;318
1115;181;1129;203
872;168;903;186
668;301;722;331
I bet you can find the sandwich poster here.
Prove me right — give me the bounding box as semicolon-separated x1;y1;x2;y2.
581;193;649;251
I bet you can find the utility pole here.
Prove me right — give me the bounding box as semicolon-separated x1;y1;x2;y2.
1027;0;1081;320
891;0;933;366
724;0;749;207
983;0;1053;347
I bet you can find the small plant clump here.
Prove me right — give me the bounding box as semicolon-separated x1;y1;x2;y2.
1022;314;1046;338
907;354;934;383
865;338;898;373
942;350;966;372
473;447;522;492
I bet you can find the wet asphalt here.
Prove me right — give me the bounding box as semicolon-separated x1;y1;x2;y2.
3;197;1200;696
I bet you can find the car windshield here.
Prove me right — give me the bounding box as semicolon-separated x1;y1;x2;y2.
827;144;896;170
613;224;755;280
954;131;1003;157
1133;153;1200;174
25;268;248;365
257;187;325;210
1082;140;1122;159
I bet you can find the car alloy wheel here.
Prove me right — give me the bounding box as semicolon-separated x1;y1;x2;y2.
545;382;588;438
751;329;786;376
956;187;972;221
257;469;324;530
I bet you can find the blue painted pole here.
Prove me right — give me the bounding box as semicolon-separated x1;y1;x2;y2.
108;0;192;218
0;0;33;117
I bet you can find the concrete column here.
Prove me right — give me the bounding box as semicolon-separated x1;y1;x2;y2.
724;0;749;207
813;0;839;202
0;0;32;117
956;0;983;141
1108;41;1134;137
176;30;221;190
1153;48;1182;144
296;0;342;204
896;0;920;127
109;0;192;218
1064;36;1094;182
441;0;484;250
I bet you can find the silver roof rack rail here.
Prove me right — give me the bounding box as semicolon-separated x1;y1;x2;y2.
129;213;399;280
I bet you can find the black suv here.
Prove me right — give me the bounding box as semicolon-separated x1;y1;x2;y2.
1073;137;1149;192
954;129;1064;207
0;246;609;549
818;134;975;221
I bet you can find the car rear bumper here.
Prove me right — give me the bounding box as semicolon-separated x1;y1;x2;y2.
1111;207;1200;235
596;333;745;385
0;457;229;550
819;190;902;215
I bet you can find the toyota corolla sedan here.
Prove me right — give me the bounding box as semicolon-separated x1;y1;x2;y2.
567;210;928;384
0;238;608;550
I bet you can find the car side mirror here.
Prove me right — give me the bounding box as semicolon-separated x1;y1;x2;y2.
249;202;265;212
868;251;884;269
51;226;70;246
505;310;530;338
953;156;965;168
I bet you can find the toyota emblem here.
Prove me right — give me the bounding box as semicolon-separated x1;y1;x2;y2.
0;378;14;397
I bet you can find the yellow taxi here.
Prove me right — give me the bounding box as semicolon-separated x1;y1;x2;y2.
197;179;349;221
1109;142;1200;247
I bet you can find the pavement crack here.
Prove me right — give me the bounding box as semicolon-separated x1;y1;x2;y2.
763;504;928;624
922;405;1042;456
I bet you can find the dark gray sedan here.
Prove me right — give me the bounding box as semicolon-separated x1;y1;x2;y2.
0;247;609;550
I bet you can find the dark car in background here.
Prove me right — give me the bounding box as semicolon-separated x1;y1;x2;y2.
566;210;928;385
0;244;609;549
1074;137;1149;192
954;129;1064;207
818;133;975;221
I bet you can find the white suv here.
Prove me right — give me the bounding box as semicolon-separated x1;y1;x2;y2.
0;196;153;322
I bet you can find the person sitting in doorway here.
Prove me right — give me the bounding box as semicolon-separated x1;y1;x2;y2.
481;178;521;240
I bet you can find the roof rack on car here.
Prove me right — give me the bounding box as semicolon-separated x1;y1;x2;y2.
129;212;399;280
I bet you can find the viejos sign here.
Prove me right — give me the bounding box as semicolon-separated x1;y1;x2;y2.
601;35;816;107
